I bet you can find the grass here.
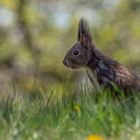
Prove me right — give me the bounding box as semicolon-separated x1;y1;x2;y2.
0;82;140;140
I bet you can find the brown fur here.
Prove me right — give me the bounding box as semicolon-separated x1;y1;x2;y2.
63;18;140;94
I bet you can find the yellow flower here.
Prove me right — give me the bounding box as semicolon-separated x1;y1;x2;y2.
74;104;80;113
86;134;104;140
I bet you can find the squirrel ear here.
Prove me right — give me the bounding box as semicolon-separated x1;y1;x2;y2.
78;18;93;48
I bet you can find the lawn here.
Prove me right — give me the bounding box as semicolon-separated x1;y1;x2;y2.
0;82;140;140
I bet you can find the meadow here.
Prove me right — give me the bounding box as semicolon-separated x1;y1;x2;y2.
0;0;140;140
0;81;140;140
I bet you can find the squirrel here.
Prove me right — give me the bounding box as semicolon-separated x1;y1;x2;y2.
63;18;140;95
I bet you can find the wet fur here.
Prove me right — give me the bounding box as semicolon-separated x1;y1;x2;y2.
88;48;140;93
63;18;140;95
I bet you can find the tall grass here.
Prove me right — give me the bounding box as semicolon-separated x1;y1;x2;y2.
0;82;140;140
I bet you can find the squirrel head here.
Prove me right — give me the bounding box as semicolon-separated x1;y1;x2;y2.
63;18;95;69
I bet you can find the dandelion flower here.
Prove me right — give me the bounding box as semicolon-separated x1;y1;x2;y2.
86;134;104;140
74;104;80;113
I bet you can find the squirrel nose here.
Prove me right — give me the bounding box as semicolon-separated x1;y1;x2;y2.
63;60;67;66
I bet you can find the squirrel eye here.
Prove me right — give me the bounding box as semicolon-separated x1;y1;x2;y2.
73;49;80;56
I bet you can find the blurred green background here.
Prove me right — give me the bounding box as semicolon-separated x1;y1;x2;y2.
0;0;140;93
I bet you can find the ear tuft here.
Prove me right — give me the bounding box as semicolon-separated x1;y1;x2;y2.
77;18;92;47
